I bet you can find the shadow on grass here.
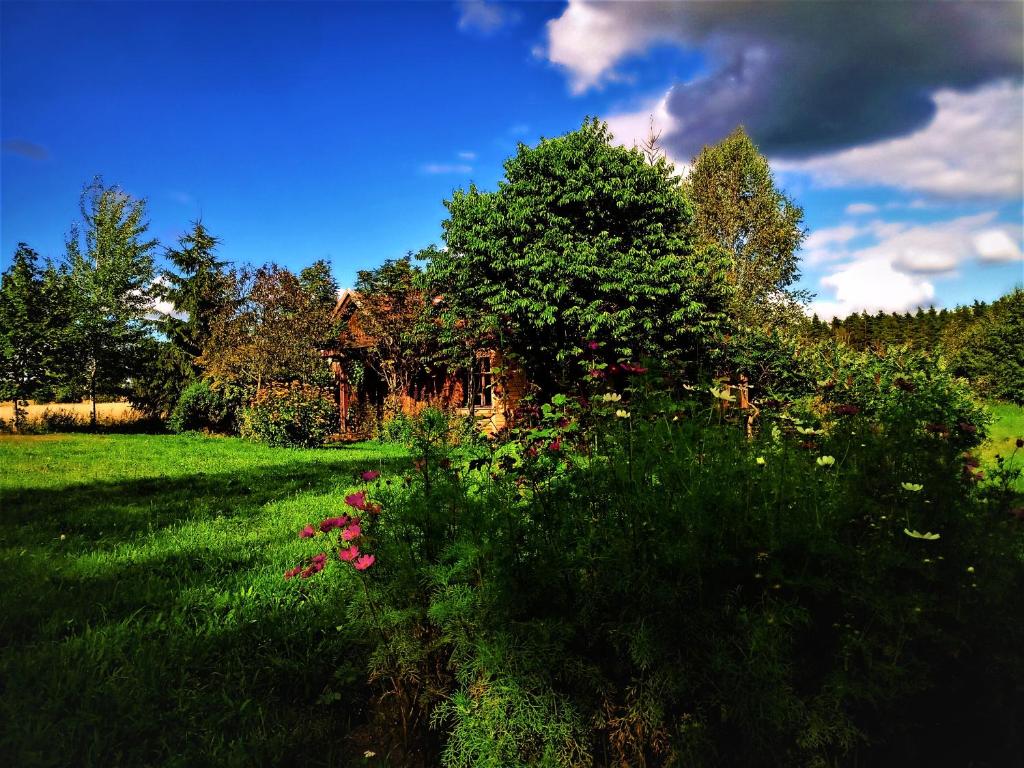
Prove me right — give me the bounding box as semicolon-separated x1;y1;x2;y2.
1;545;372;767
0;448;408;767
0;450;410;547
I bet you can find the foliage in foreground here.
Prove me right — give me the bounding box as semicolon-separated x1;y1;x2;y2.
291;387;1023;766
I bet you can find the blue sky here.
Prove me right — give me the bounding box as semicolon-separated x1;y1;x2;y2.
2;0;1021;317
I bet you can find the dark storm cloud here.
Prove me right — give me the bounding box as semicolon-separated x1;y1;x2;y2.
2;139;50;160
550;1;1023;159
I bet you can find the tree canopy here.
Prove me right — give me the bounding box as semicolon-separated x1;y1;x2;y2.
430;118;730;391
64;178;158;426
685;127;807;328
0;244;53;427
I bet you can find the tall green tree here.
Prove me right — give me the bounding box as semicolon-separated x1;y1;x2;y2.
65;177;158;428
685;127;807;328
299;259;340;312
201;264;336;398
430;118;730;391
159;221;232;367
0;244;51;428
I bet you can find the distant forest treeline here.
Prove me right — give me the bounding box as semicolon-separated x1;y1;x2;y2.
805;289;1023;403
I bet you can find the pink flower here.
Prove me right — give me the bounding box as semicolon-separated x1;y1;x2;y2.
284;566;302;580
620;362;648;375
589;369;605;379
549;437;562;452
353;554;375;571
361;470;381;482
320;516;348;533
586;341;601;351
311;553;327;565
299;525;316;539
345;491;367;510
342;524;362;542
339;545;360;562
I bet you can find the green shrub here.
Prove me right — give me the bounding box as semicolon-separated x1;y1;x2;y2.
379;411;413;443
240;386;337;447
168;380;232;434
285;383;1023;766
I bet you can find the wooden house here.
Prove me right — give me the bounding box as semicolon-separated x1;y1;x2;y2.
324;290;528;436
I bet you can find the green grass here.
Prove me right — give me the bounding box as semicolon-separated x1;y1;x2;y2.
0;433;407;768
982;401;1024;492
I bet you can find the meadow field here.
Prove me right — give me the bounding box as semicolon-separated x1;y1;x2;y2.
0;433;407;767
983;401;1024;491
0;401;147;430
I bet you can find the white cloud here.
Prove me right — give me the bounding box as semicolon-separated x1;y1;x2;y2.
804;224;860;252
457;1;515;36
808;211;1023;317
545;0;668;94
812;259;936;320
604;92;687;168
457;150;477;161
420;163;473;175
845;203;878;216
778;82;1024;199
974;229;1024;263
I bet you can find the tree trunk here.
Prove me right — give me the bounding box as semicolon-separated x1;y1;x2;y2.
12;396;22;433
89;365;97;431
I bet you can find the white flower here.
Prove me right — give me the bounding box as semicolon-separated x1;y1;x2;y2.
601;392;622;402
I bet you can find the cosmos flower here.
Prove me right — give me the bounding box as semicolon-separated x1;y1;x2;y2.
601;392;622;402
339;546;360;562
299;525;316;539
361;470;381;481
901;482;924;492
903;529;940;541
345;491;368;510
615;409;630;419
816;455;836;467
341;524;361;542
353;554;376;571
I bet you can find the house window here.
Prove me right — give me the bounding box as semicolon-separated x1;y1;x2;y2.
465;356;493;408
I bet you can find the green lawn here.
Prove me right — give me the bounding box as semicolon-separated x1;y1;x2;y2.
0;433;407;768
982;401;1024;492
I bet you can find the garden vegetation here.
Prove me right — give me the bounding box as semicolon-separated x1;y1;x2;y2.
1;120;1022;766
